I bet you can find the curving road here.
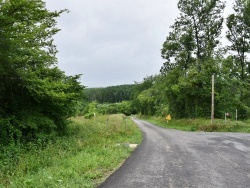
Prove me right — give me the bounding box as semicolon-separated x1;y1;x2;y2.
98;118;250;188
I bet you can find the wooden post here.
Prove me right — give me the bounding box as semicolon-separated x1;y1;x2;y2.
211;74;215;125
236;109;238;122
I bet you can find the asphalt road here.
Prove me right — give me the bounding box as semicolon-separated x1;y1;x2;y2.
98;118;250;188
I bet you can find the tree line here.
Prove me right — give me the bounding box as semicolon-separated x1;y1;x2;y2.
132;0;250;119
84;84;135;103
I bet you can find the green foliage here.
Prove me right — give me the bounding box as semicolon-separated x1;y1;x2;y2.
136;88;157;115
84;84;135;103
83;101;135;117
225;0;250;119
131;75;159;115
84;101;98;118
117;101;135;116
130;0;250;121
0;0;84;144
159;0;226;119
0;115;142;187
226;0;250;82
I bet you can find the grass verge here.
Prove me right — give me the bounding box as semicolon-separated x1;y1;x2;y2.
0;114;142;188
139;116;250;133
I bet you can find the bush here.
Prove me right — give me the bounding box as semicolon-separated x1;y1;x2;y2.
0;115;142;187
0;117;22;145
82;101;134;116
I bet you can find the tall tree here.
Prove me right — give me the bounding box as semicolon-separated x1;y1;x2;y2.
161;22;195;75
0;0;84;144
160;0;226;118
161;0;225;75
226;0;250;118
226;0;250;82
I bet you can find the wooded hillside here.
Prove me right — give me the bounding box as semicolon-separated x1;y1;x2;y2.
84;84;135;103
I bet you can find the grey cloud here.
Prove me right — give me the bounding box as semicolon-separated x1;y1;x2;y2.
44;1;182;87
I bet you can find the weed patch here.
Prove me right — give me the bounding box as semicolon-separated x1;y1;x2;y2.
140;116;250;133
0;115;142;188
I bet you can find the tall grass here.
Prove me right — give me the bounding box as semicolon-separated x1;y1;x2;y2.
0;114;142;188
140;116;250;133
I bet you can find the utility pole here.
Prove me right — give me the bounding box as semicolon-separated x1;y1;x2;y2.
211;74;215;125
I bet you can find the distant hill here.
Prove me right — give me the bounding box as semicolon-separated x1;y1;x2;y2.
84;84;136;103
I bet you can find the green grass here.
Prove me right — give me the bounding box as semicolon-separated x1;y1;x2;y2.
0;114;142;188
140;116;250;133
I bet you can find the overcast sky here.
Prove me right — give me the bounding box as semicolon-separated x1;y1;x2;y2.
45;0;234;88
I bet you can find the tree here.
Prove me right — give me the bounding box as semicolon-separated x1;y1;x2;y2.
0;0;84;144
226;0;250;82
161;0;225;74
225;0;250;118
161;20;195;75
136;88;157;115
160;0;226;118
178;0;225;69
131;76;158;115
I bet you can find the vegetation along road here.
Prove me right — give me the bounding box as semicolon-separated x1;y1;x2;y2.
99;118;250;188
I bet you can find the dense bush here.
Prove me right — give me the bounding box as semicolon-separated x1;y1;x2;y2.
82;101;135;117
0;0;84;145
